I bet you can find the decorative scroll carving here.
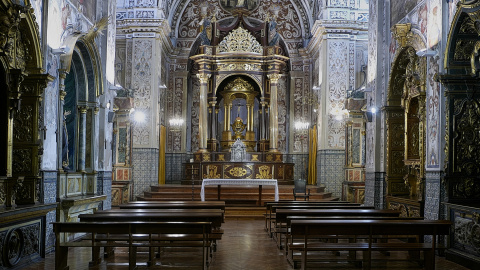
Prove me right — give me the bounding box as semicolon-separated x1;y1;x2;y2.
14;105;33;142
12;149;32;174
451;99;480;199
224;77;254;92
217;63;262;71
229;166;247;177
256;165;272;179
218;27;262;54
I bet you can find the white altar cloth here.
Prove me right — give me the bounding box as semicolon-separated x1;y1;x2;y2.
200;179;279;201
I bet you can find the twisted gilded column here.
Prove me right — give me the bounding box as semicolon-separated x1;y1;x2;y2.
196;73;211;152
268;73;281;152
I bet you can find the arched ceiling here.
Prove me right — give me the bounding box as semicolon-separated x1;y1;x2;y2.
169;0;312;54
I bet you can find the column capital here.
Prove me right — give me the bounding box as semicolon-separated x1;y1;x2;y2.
94;107;100;115
196;73;211;84
267;73;281;84
79;106;88;114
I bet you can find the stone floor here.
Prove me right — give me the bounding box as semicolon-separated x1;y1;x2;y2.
22;219;470;270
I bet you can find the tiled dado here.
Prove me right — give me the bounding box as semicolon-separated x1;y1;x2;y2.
132;148;159;197
42;171;57;253
97;171;112;210
424;171;442;221
316;149;345;198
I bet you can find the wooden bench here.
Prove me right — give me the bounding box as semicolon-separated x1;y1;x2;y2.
264;201;360;235
120;201;226;211
95;208;226;223
273;209;399;250
53;221;212;270
284;215;421;262
270;206;376;246
289;219;451;270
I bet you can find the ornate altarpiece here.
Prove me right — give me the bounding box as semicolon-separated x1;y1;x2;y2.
0;1;57;268
439;2;480;267
187;12;295;184
385;24;426;218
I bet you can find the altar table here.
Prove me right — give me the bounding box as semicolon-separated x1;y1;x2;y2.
201;179;279;203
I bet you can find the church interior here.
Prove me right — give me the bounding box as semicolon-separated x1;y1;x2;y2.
1;0;480;269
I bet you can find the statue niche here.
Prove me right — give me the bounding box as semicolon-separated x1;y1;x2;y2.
219;77;258;151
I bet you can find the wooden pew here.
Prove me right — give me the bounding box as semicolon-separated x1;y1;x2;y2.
274;209;400;249
82;209;224;259
120;201;226;211
289;219;451;270
270;205;375;244
53;221;212;270
95;208;225;222
264;201;360;235
80;211;224;228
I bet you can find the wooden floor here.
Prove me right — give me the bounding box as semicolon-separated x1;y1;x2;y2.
22;219;470;270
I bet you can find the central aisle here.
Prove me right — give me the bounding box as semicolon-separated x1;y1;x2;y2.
209;219;292;270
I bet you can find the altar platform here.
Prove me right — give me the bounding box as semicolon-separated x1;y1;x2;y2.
183;151;295;185
138;184;335;206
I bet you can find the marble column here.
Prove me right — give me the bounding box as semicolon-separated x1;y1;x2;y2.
196;73;210;152
268;74;281;152
57;70;67;171
78;106;87;172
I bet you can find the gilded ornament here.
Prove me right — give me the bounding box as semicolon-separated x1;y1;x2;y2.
251;154;259;161
256;165;272;179
218;27;262;54
204;166;221;179
392;23;413;48
217;154;225;161
229;167;247;177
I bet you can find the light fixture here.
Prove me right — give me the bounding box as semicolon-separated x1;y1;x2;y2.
133;110;146;123
416;48;437;57
370;107;377;114
169;118;184;131
294;120;309;131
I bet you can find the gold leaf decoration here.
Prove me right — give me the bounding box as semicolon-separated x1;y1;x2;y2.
218;27;262;54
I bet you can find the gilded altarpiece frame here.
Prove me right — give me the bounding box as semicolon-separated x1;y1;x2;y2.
439;2;480;266
385;24;426;217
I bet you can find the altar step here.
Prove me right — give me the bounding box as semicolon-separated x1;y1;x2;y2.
137;184;337;206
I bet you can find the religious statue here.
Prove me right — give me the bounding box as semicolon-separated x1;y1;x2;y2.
231;117;246;139
198;16;212;45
